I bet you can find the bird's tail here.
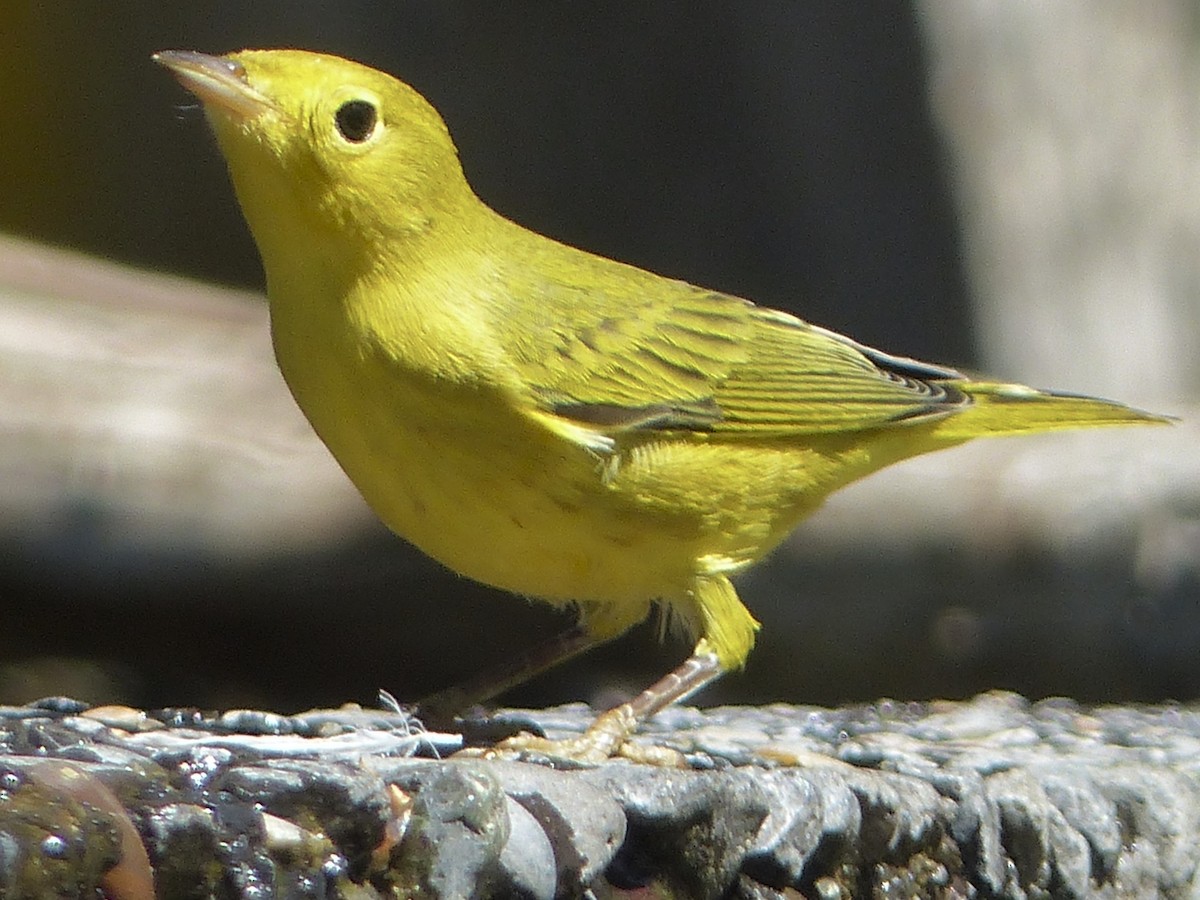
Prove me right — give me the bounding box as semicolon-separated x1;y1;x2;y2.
927;381;1174;441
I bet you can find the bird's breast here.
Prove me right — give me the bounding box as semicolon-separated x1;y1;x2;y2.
272;313;708;603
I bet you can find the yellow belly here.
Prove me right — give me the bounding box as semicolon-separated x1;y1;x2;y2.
292;365;909;604
270;299;958;619
323;387;707;605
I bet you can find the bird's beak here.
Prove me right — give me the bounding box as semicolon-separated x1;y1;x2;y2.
153;50;276;121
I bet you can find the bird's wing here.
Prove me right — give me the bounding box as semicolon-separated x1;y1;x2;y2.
706;308;970;434
500;261;967;439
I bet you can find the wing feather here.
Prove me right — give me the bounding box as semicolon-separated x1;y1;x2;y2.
494;246;967;440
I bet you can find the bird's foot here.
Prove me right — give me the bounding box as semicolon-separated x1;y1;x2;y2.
455;704;687;767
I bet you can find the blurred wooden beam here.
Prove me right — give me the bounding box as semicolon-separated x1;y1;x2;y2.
0;232;373;559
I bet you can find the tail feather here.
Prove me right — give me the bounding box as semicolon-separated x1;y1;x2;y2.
928;382;1174;440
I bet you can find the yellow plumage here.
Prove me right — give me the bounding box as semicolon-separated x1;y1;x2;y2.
155;49;1170;755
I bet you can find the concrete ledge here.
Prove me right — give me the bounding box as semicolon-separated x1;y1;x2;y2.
2;693;1198;898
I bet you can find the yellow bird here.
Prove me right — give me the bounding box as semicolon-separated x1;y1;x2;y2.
155;49;1170;760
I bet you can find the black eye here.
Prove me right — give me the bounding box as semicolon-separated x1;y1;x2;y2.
335;99;378;143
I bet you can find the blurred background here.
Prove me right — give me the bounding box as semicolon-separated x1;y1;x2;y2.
0;2;1196;714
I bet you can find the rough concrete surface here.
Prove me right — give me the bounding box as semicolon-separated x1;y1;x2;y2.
2;692;1199;898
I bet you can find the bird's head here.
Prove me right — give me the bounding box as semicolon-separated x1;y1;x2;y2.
155;49;477;277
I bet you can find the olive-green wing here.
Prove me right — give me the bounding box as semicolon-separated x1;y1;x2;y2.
705;307;968;434
495;250;965;438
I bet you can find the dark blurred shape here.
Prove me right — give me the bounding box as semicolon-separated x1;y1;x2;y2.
932;605;985;666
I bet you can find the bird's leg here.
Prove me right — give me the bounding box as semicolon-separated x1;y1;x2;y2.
459;575;751;763
624;650;724;719
476;650;726;765
413;622;598;727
